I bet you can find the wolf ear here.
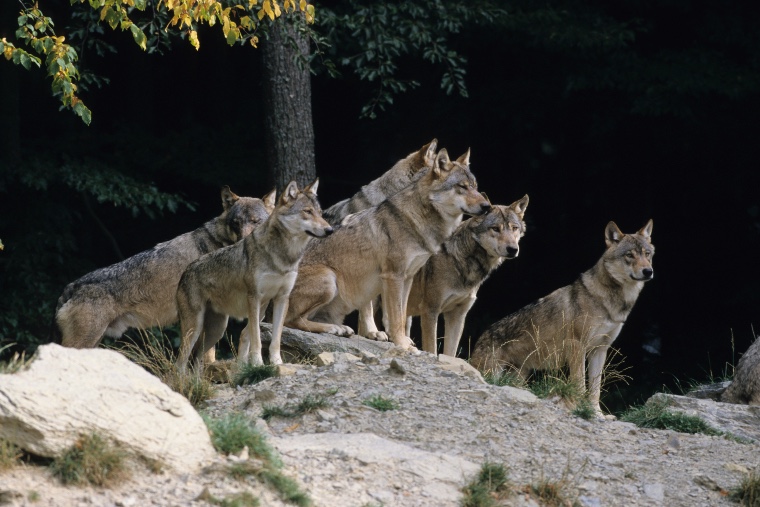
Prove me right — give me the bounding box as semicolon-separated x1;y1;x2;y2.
638;219;653;239
280;181;299;205
304;177;319;196
421;139;438;167
605;221;624;247
221;186;240;211
510;194;529;218
262;188;277;213
455;148;471;166
432;148;451;178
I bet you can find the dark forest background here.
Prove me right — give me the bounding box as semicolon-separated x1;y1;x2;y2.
1;0;759;413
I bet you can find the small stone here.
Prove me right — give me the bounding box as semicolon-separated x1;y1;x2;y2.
666;434;681;450
254;389;277;402
643;483;664;501
389;359;407;375
316;352;335;366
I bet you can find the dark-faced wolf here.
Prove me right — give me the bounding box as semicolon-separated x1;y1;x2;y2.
471;220;654;418
55;187;276;349
284;149;491;350
175;180;332;369
321;139;438;225
406;195;529;357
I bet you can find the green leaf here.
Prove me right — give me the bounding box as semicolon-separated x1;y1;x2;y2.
19;53;31;70
134;0;147;10
129;24;147;51
73;101;92;126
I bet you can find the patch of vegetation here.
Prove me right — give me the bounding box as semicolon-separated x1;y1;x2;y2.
27;491;40;502
461;462;511;507
233;363;278;387
114;331;215;407
0;345;29;374
49;433;128;487
0;439;22;470
204;413;279;465
571;398;596;421
261;395;329;421
482;369;526;388
731;469;760;507
529;371;584;404
521;460;584;507
362;395;399;412
215;491;260;507
621;397;723;436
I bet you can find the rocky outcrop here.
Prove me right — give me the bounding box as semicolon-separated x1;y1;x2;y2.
722;337;760;405
0;343;216;472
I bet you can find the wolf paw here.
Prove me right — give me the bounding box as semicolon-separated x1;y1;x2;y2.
269;353;283;366
244;353;264;366
365;331;389;342
393;335;416;350
324;324;354;337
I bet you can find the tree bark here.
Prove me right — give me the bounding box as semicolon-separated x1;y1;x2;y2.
261;14;316;193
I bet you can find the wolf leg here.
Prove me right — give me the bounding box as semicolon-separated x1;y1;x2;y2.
419;309;439;354
587;345;611;418
176;311;204;372
380;273;415;349
269;294;289;365
193;310;228;366
285;266;353;336
358;300;388;341
441;298;475;357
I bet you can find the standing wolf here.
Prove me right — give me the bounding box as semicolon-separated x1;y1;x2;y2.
284;149;491;349
55;187;276;349
175;180;332;369
406;195;529;357
471;220;654;417
322;139;438;224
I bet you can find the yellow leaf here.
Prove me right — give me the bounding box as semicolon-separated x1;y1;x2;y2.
250;35;258;47
3;46;13;61
273;0;280;16
305;4;314;23
208;14;216;26
299;0;305;10
248;0;257;7
189;29;199;50
257;8;265;20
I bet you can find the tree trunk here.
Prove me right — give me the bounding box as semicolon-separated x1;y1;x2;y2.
261;14;316;193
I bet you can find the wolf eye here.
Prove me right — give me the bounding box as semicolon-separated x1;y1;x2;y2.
490;226;501;233
304;208;313;215
625;252;635;259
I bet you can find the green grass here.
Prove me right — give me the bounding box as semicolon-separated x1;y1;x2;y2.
204;413;279;464
461;462;511;507
620;397;723;436
529;371;584;404
233;363;278;387
204;413;311;506
0;345;29;374
362;395;399;412
0;439;22;470
731;469;760;507
571;398;596;420
49;433;128;487
261;395;329;420
482;369;525;388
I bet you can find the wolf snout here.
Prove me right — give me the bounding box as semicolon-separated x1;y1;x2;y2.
642;268;653;279
479;202;491;214
324;226;334;236
505;246;519;259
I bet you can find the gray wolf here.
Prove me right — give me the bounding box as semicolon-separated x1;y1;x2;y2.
406;195;529;357
322;139;438;224
721;335;760;405
175;179;332;369
55;187;276;349
284;149;491;350
471;219;654;417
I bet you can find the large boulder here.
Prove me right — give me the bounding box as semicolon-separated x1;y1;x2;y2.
0;344;216;472
721;336;760;405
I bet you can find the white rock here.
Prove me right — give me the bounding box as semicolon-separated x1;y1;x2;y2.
0;344;216;472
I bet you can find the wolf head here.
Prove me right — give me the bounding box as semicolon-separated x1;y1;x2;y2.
469;194;529;260
426;148;490;217
603;219;655;284
276;179;334;238
221;186;276;242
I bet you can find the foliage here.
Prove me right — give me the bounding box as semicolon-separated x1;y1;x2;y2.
1;4;91;124
316;1;506;118
529;371;585;404
207;491;260;507
233;363;279;386
50;433;128;487
2;0;314;123
571;398;596;421
731;469;760;507
461;462;511;507
621;397;724;436
362;394;399;412
482;369;526;389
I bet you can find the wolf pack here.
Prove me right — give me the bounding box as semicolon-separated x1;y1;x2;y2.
54;139;655;419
